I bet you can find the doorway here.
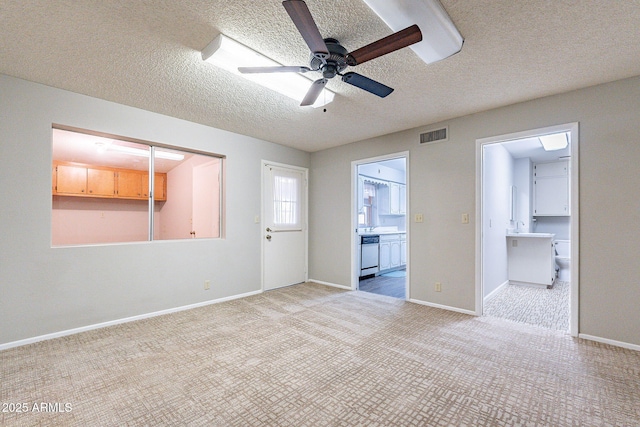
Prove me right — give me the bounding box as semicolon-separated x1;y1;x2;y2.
192;161;221;239
476;123;579;335
352;152;409;299
262;161;308;291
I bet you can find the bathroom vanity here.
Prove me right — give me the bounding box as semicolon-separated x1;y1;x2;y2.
506;233;556;287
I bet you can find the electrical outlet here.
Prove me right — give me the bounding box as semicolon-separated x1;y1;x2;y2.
204;280;210;290
415;213;424;223
435;282;442;292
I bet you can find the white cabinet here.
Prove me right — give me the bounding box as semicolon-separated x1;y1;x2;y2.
379;233;406;272
390;240;401;268
533;160;569;216
507;235;555;287
379;182;406;215
379;241;391;270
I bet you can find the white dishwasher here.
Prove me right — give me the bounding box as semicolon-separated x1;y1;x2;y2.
360;235;380;277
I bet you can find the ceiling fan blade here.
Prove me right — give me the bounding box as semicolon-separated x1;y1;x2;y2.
341;72;394;98
300;78;328;106
282;0;329;59
346;24;422;66
238;66;311;74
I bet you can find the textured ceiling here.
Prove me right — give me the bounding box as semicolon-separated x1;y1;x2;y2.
1;1;640;152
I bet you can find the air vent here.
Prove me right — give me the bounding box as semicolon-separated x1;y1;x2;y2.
420;126;448;144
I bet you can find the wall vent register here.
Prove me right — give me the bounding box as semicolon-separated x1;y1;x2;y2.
420;126;448;144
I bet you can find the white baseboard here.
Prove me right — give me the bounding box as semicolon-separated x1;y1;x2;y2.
507;280;549;289
578;334;640;352
308;279;352;290
409;298;477;316
484;280;509;303
0;290;262;351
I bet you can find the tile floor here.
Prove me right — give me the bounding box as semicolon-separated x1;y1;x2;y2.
359;270;406;299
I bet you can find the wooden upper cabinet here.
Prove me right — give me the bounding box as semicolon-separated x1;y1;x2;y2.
53;161;167;201
117;171;166;201
148;173;166;201
87;168;115;196
117;170;144;198
55;164;87;195
54;164;115;197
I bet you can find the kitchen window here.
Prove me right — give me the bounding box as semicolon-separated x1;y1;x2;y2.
359;182;376;227
51;127;223;246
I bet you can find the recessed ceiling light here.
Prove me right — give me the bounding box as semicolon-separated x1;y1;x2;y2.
539;133;569;151
202;33;334;108
361;0;463;64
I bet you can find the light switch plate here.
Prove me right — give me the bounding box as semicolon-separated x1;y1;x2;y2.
461;213;469;224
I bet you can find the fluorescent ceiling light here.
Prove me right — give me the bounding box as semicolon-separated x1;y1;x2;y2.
539;133;569;151
103;144;184;161
201;34;334;108
361;0;463;64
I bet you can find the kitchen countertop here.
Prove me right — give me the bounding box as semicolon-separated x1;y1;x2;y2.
358;228;406;236
506;232;555;238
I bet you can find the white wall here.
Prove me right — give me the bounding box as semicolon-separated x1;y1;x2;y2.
52;197;151;245
513;158;532;231
309;75;640;347
534;217;570;240
482;144;513;297
0;75;309;346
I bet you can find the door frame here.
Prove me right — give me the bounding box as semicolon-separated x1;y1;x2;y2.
351;151;410;298
261;160;309;291
475;122;579;336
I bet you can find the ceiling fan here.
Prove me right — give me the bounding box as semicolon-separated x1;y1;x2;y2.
238;0;423;106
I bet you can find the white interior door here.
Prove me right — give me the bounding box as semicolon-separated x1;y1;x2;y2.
192;161;220;238
262;162;307;290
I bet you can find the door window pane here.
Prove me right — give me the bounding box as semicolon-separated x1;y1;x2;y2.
269;167;303;231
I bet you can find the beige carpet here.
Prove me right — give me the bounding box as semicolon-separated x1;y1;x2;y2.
1;283;639;426
484;281;570;331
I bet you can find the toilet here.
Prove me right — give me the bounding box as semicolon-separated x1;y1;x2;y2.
554;240;571;281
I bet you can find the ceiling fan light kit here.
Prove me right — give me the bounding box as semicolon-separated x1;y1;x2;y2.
361;0;463;64
209;0;460;107
202;33;334;108
233;0;429;107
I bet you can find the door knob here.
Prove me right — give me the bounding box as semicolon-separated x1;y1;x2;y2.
266;227;272;232
266;235;272;241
